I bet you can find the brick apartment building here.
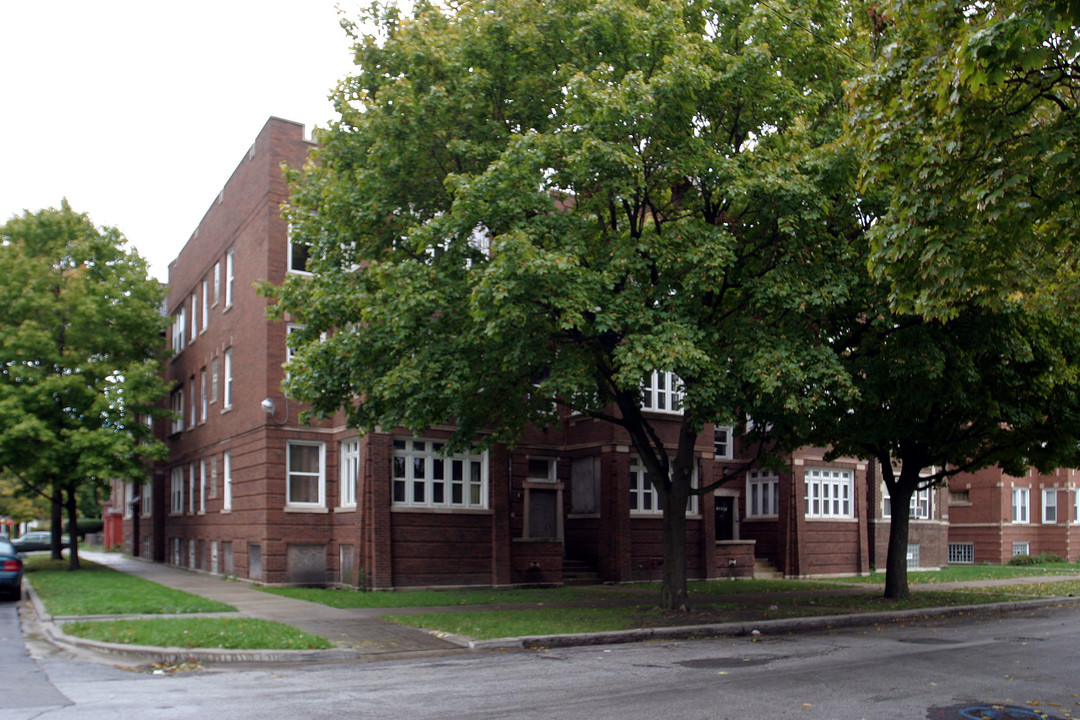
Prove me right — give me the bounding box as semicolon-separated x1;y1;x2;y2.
947;467;1080;564
110;117;884;587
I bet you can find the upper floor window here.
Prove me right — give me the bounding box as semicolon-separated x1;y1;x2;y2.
286;441;325;508
289;240;311;273
201;276;209;332
641;371;683;415
1042;488;1057;524
171;307;186;353
189;291;198;344
1012;487;1030;524
392;438;488;510
169;387;184;434
223;348;233;408
222;451;233;511
713;425;733;459
883;484;932;520
170;466;184;514
805;468;853;519
212;261;221;306
225;247;235;307
340;438;360;508
746;469;779;518
628;455;698;515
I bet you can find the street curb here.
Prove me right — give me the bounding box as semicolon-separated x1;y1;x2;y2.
463;595;1080;650
23;578;1080;664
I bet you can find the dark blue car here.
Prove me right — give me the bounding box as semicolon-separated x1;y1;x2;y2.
0;538;23;600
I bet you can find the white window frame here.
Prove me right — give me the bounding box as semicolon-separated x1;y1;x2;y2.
188;463;195;515
628;455;698;516
189;290;198;344
746;469;779;518
199;459;207;514
223;348;233;409
1042;488;1057;524
641;371;683;415
392;438;489;510
210;356;219;404
882;484;932;520
286;441;326;509
209;454;218;499
170;466;183;514
213;260;221;306
141;484;152;517
201;276;209;332
200;368;207;422
1012;487;1030;524
222;451;232;511
225;247;235;308
288;239;312;274
948;542;974;564
340;438;360;508
804;468;854;519
170;387;184;434
713;425;733;460
171;307;186;352
1012;541;1030;557
1075;488;1080;524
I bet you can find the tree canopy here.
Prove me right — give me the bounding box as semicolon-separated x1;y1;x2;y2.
852;0;1080;317
0;201;170;567
273;0;868;608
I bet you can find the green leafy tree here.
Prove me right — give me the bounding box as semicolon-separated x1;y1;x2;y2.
851;0;1080;316
0;471;51;529
272;0;867;609
804;263;1080;597
0;201;170;568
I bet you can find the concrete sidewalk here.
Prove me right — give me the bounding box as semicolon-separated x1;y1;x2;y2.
29;551;466;665
23;552;1080;667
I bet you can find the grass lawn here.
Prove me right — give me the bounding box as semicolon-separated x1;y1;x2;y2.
260;584;621;608
24;557;235;616
62;617;333;650
830;563;1080;585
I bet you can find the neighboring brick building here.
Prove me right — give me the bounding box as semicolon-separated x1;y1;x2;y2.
118;117;876;587
864;464;950;572
947;467;1080;564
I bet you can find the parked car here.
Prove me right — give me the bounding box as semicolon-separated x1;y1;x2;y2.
11;531;54;552
0;538;23;600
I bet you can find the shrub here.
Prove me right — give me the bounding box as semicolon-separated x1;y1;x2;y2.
1008;552;1066;566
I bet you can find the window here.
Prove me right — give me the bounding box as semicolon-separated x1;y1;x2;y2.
201;276;209;331
171;307;186;352
223;348;233;408
713;425;733;460
199;460;207;514
805;468;853;519
883;485;932;519
170;387;184;434
189;375;197;427
210;356;219;403
213;261;221;306
1075;488;1080;524
188;463;195;515
1012;541;1030;557
641;371;683;414
189;290;198;344
141;485;152;516
209;454;218;499
949;489;970;504
392;438;488;509
1012;487;1030;524
286;441;325;508
906;543;921;569
225;247;235;307
199;368;207;422
628;455;698;515
1042;489;1058;524
528;457;557;483
948;542;974;564
746;470;779;518
340;438;360;508
288;240;311;273
170;466;183;514
222;451;232;511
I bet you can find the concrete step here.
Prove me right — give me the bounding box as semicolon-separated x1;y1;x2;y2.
753;558;784;580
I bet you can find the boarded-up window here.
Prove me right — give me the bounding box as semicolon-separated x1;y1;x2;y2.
571;457;600;514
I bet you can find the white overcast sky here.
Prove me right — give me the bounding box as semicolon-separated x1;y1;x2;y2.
0;1;368;280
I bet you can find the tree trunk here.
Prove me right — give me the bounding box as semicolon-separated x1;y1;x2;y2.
883;482;913;599
660;478;690;611
66;487;80;570
50;487;63;561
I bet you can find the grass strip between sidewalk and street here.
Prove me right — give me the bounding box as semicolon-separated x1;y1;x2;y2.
822;562;1080;585
24;557;235;616
61;617;334;650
